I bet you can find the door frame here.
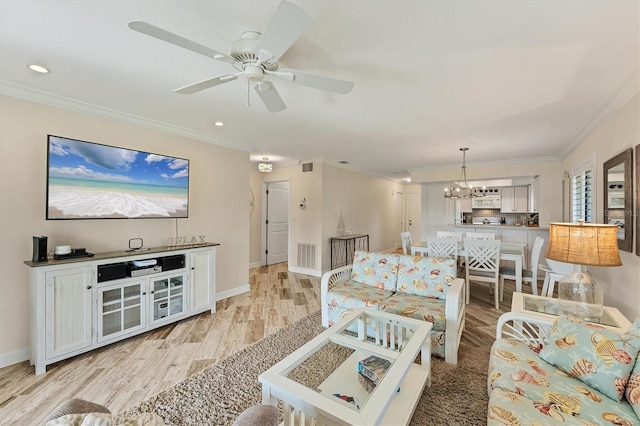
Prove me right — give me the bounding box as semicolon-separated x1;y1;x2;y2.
260;178;291;266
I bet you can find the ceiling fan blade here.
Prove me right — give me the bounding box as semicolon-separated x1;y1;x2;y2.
254;1;312;63
276;68;354;94
254;81;286;113
128;21;236;64
174;75;238;94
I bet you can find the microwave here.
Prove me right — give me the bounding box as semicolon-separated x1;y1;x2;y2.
472;197;501;209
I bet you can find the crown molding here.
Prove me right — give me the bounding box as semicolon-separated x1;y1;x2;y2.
558;69;639;160
0;81;255;153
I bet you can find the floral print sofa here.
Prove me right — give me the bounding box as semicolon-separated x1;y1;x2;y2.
320;250;465;363
488;312;640;425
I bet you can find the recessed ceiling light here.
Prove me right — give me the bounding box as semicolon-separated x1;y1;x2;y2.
214;121;224;127
28;64;50;74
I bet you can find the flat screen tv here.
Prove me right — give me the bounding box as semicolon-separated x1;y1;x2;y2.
47;135;189;219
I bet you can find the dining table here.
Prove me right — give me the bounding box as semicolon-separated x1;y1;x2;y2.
411;241;525;293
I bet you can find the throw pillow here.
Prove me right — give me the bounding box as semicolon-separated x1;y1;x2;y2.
350;251;399;291
539;315;640;401
625;316;640;418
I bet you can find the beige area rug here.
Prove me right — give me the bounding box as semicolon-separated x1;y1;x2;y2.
119;311;490;425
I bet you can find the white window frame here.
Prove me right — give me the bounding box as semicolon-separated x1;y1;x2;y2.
570;154;596;223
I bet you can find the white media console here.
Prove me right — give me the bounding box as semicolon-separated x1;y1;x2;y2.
24;243;218;375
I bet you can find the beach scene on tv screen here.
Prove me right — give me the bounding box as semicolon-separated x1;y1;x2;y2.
47;136;189;219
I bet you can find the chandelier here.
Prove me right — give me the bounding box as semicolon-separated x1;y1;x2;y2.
444;147;483;199
258;157;273;173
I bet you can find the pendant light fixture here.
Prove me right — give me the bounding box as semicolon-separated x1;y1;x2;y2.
258;157;273;173
444;147;483;199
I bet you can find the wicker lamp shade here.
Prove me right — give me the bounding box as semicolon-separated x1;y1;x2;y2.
546;222;622;267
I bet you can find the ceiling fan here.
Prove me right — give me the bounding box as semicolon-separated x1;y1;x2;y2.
128;0;354;113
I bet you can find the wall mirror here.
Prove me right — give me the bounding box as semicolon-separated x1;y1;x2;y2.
603;148;633;252
636;145;639;256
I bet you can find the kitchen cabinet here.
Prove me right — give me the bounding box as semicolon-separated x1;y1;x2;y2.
501;186;529;213
529;176;539;213
459;198;472;213
26;243;218;375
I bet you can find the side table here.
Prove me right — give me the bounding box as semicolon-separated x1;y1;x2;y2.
330;234;369;269
511;292;631;333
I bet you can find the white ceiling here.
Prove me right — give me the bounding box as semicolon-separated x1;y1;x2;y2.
1;1;638;181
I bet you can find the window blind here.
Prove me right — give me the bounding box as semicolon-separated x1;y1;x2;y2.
571;169;592;223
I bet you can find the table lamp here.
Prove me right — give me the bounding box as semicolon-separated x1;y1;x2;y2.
545;222;621;320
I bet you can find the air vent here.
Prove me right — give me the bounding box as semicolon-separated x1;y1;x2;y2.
296;243;316;269
301;162;314;173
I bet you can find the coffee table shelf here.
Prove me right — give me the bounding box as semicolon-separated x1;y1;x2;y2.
259;309;432;425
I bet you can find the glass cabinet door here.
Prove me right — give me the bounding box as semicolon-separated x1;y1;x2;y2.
98;280;144;342
150;273;185;324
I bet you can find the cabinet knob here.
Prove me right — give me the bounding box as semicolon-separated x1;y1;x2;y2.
151;290;154;294
86;286;92;290
142;292;146;295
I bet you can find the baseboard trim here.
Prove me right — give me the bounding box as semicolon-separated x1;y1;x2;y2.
216;285;250;300
249;261;262;268
0;347;30;369
288;265;321;277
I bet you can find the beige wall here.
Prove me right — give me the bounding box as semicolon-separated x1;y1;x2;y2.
561;93;640;319
0;95;249;363
321;165;418;271
248;162;420;274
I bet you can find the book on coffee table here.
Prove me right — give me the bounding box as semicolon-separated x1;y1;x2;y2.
358;355;391;385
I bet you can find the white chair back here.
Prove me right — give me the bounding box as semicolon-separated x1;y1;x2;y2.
425;236;459;259
466;232;495;240
463;238;502;308
400;231;413;255
436;231;463;241
539;257;575;297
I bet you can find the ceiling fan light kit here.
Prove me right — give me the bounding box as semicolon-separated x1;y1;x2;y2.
129;0;354;113
258;157;273;173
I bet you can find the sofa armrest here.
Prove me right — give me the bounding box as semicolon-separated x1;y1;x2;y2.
495;311;554;348
321;264;353;327
444;278;465;364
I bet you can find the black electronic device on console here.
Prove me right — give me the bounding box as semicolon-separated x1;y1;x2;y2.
97;263;127;282
53;248;95;260
32;236;48;263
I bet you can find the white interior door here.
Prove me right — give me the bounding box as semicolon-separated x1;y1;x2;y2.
395;191;404;249
407;192;421;243
265;181;289;265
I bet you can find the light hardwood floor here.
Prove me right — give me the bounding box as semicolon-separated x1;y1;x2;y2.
0;262;517;425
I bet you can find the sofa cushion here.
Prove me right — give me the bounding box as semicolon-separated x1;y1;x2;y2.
327;279;394;311
487;387;638;426
538;315;640;402
395;255;457;300
350;251;399;291
489;339;639;425
380;293;446;331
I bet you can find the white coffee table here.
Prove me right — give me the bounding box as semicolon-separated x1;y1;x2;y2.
511;292;631;332
259;308;432;426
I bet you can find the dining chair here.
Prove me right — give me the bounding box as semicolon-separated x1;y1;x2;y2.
465;232;495;240
499;236;544;297
400;231;413;255
463;238;501;309
410;245;429;256
539;258;574;297
424;236;459;259
436;231;463;242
